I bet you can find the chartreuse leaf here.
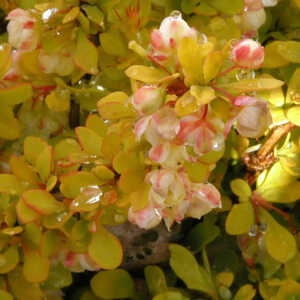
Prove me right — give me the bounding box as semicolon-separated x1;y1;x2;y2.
76;127;103;156
285;252;300;280
86;114;107;137
144;265;168;296
153;291;189;300
23;250;49;283
0;43;12;79
125;65;168;83
286;106;300;126
23;223;41;250
88;225;123;269
16;198;40;224
82;5;104;27
24;136;48;165
0;175;22;195
0;107;22;140
203;51;223;83
274;280;300;299
184;161;210;183
178;37;213;85
263;42;289;68
234;284;256;300
277;41;300;63
60;171;101;198
10;155;40;186
113;151;143;174
45;89;70;112
0;246;19;274
41;230;61;258
42;262;72;290
230;179;252;199
256;162;300;203
36;145;53;182
98;92;136;120
91;269;135;299
260;209;297;263
118;169;145;194
286;68;300;103
22;190;63;215
219;78;284;94
225;202;254;235
169;244;216;297
74;30;98;75
70;187;102;212
208;0;244;14
92;165;115;183
0;290;13;300
175;92;199;116
190;86;216;105
100;30;128;57
8;266;43;300
0;83;32;106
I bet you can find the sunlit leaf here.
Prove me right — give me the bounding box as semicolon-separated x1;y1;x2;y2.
0;246;19;274
91;269;135;299
76;127;103;156
125;65;168;83
88;225;123;269
234;284;256;300
144;265;168;296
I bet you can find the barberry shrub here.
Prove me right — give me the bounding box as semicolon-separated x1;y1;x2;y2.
0;0;299;299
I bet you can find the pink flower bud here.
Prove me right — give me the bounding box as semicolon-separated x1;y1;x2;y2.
128;203;162;229
231;39;264;69
132;86;164;114
236;99;272;138
7;8;38;51
150;12;196;53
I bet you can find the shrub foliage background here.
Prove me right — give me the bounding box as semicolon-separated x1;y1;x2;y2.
0;0;299;299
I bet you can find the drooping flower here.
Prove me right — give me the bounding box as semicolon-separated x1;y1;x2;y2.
6;8;39;51
150;11;197;54
186;183;222;219
231;39;264;69
236;97;272;138
131;86;164;115
128;201;163;230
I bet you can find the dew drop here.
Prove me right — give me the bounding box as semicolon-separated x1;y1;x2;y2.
236;69;255;81
248;224;258;237
212;133;225;151
170;10;182;19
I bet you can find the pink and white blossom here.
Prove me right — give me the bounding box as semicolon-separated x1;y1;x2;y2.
7;8;39;51
132;86;164;114
236;98;272;138
150;12;197;54
231;39;264;69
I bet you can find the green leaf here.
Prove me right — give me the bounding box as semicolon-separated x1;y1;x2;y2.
113;151;143;174
36;145;53;182
263;42;290;68
42;262;72;289
285;252;300;280
86;114;107;137
234;284;256;300
76;126;103;156
286;68;300;103
0;246;19;274
0;83;32;106
74;30;98;74
260;209;297;263
24;136;48;166
82;5;104;27
16;199;40;224
225;202;254;235
88;225;123;269
186;221;220;252
0;43;12;79
144;265;168;296
23;250;49;283
22;190;63;215
91;269;135;299
169;244;216;297
153;291;189;300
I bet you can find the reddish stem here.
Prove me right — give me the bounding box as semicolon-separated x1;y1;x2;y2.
251;193;296;235
211;83;235;102
216;65;239;78
147;54;171;74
